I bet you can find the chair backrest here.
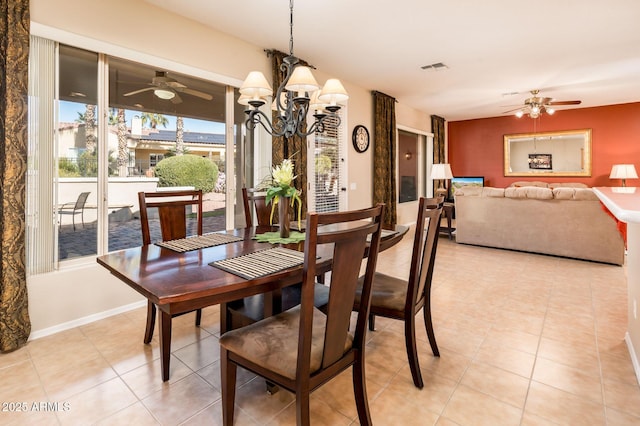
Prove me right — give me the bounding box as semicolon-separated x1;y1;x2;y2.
138;190;203;244
74;192;91;210
299;204;384;374
408;196;443;312
241;187;271;227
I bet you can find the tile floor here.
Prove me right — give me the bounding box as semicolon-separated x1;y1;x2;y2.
2;231;640;425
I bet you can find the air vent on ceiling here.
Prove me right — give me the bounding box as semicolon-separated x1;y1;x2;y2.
421;62;448;71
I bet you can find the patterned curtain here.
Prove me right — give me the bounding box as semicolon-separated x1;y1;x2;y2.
372;91;397;229
431;115;446;194
0;0;31;352
270;50;308;217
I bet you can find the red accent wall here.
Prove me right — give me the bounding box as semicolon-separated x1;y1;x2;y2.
448;102;640;188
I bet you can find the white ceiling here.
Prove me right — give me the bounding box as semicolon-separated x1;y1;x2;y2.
144;0;640;121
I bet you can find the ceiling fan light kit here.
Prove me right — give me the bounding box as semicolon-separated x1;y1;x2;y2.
507;89;580;119
153;88;175;100
123;70;213;104
238;0;348;138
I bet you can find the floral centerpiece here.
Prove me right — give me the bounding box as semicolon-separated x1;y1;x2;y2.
265;158;302;236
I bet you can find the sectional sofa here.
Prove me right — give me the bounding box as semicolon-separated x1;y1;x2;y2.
453;182;625;265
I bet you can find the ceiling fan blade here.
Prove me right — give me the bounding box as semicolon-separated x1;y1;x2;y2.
123;87;154;97
548;100;582;106
175;87;213;100
165;81;187;89
502;107;524;114
170;92;183;104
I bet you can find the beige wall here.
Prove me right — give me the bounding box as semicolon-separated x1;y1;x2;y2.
31;0;263;85
28;0;433;336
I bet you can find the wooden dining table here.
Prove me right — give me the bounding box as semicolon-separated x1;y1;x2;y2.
96;224;408;381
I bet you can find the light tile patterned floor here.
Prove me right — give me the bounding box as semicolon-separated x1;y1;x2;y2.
2;231;640;425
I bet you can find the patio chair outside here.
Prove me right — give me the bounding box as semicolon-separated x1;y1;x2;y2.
58;191;90;231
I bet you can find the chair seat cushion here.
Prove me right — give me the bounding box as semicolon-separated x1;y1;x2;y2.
356;272;408;312
219;305;353;380
227;283;330;324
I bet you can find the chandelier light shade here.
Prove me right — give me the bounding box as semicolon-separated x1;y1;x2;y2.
609;164;639;187
284;66;319;92
318;79;349;105
238;0;348;138
239;71;273;100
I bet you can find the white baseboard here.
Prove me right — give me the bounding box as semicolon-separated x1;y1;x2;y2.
29;300;147;341
625;332;640;386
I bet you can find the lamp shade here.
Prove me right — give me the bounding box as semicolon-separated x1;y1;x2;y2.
237;94;252;106
430;163;453;180
309;90;328;112
271;92;289;113
284;66;319;93
239;71;273;99
610;164;638;179
318;79;349;105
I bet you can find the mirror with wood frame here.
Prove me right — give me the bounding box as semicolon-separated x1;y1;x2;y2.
504;129;592;177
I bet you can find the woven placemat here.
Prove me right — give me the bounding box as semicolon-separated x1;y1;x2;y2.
210;247;305;280
156;233;243;253
253;231;306;244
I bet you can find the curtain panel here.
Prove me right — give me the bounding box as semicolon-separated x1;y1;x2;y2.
0;0;31;352
372;91;397;229
269;50;308;217
431;115;446;194
431;114;445;163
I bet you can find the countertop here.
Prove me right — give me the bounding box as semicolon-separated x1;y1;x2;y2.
593;187;640;224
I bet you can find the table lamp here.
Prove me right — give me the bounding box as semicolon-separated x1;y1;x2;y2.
609;164;638;187
431;163;453;197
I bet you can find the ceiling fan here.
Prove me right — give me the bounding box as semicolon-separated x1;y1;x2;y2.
503;89;581;118
123;71;213;104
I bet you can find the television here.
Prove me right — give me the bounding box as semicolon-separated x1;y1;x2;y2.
448;176;484;201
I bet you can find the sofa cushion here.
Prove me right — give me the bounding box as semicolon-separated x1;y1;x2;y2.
549;182;589;189
509;181;549;188
482;187;505;197
552;187;598;201
504;186;554;199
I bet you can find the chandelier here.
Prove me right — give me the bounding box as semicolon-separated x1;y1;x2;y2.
238;0;348;138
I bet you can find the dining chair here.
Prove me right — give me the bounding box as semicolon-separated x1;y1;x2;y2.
220;204;385;426
223;187;329;334
353;196;443;389
58;191;90;231
138;189;204;344
241;187;271;228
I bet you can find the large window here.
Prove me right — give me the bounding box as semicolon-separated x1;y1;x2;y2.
28;38;236;272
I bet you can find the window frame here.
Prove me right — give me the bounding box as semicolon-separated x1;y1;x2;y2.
28;24;245;272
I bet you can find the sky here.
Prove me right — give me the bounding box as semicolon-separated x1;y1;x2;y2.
59;100;225;134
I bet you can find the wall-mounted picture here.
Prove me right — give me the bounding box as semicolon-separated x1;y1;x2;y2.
528;153;552;170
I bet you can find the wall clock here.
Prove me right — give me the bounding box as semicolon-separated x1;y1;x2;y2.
352;125;370;153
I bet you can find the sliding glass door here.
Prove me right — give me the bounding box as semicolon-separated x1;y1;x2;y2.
28;37;240;272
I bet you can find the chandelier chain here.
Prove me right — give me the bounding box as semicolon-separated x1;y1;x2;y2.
289;0;294;56
239;0;346;138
